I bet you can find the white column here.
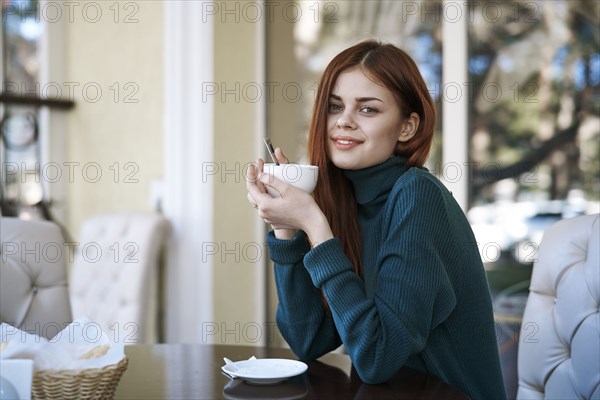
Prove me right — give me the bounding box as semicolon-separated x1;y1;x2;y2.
38;2;68;224
442;0;469;211
254;1;267;345
163;1;214;343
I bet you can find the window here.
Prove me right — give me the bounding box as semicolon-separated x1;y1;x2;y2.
1;0;72;220
467;1;599;269
1;0;43;218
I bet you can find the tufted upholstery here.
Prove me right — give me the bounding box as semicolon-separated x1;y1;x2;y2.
0;217;72;339
69;213;170;344
517;214;600;400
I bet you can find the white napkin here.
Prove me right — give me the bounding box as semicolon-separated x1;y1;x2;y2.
0;317;125;371
222;356;257;379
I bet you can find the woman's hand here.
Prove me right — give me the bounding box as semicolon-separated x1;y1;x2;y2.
246;148;297;240
246;148;333;246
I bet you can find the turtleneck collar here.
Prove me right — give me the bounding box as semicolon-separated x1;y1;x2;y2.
343;156;408;205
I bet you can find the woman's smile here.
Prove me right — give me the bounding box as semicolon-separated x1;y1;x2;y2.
331;135;365;150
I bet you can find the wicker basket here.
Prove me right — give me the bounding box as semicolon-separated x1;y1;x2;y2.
32;357;128;400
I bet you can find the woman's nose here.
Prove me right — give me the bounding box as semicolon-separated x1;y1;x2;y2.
336;112;357;129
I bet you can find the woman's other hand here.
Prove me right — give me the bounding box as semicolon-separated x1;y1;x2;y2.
246;148;298;240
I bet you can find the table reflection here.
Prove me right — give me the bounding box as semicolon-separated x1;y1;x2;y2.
115;344;468;400
223;377;309;399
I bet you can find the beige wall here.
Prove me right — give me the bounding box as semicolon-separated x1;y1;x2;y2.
212;14;266;345
65;1;164;237
265;9;299;347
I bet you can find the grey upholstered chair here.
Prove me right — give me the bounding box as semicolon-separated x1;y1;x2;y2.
517;213;600;399
69;213;170;344
0;217;72;339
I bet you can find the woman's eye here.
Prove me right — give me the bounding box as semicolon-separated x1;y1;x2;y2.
360;106;378;114
328;103;342;112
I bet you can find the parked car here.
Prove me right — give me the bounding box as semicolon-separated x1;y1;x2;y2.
468;198;587;266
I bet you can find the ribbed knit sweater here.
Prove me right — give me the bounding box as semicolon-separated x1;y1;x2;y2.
266;156;506;400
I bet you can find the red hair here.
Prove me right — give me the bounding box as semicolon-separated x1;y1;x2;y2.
307;40;436;276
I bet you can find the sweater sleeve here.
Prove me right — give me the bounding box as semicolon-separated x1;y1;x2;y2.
266;230;342;359
303;175;457;384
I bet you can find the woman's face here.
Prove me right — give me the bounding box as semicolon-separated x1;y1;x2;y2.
326;68;413;170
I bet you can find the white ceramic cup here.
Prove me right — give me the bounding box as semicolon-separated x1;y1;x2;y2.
262;163;319;197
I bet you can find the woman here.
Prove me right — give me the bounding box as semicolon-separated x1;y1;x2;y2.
246;40;506;400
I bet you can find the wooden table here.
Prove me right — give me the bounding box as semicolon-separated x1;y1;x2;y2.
115;344;469;399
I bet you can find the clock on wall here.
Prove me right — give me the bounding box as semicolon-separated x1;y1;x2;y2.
1;112;38;150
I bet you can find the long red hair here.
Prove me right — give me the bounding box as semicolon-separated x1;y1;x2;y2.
307;40;436;276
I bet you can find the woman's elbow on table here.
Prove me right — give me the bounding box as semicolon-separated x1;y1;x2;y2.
289;344;314;361
289;342;330;362
353;364;395;385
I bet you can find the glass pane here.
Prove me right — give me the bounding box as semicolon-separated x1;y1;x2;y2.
468;0;599;266
2;0;41;93
467;2;599;396
2;0;45;219
272;0;443;167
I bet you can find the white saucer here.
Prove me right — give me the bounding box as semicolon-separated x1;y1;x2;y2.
221;358;308;385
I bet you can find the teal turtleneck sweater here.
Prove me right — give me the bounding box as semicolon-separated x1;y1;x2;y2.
267;156;506;400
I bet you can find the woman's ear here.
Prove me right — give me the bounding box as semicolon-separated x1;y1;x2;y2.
397;112;420;143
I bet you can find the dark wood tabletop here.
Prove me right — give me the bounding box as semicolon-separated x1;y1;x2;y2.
114;344;469;399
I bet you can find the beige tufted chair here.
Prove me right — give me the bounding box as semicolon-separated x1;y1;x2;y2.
69;213;170;344
0;217;72;339
517;213;600;399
